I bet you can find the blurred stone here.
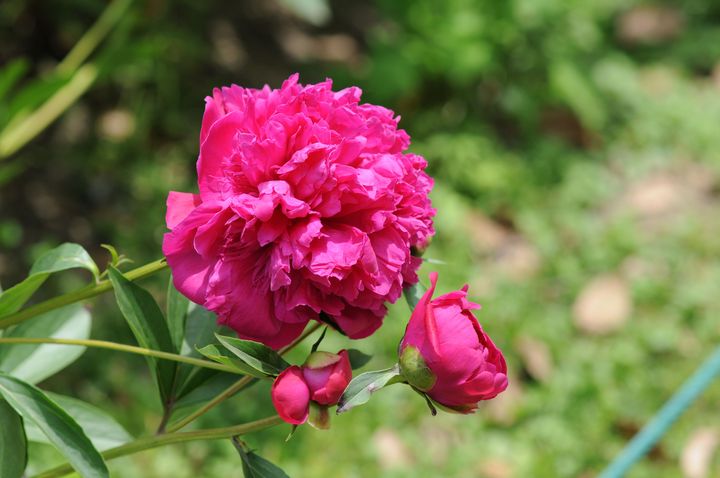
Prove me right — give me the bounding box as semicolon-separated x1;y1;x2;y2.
278;27;359;63
478;459;514;478
466;212;511;254
211;20;247;70
712;64;720;90
617;5;684;45
615;164;717;226
97;109;135;142
573;274;632;335
626;174;683;217
372;428;412;470
681;428;719;478
494;237;541;281
515;336;553;383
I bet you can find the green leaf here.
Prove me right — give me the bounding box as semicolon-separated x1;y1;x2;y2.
0;243;99;318
403;281;427;310
215;334;290;377
336;365;402;414
24;392;132;451
108;266;176;403
196;344;262;378
0;374;108;478
0;58;28;103
172;304;223;397
0;304;90;384
0;398;27;478
166;278;189;353
347;349;372;370
233;438;290;478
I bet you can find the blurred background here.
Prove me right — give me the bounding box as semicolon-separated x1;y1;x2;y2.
1;0;720;476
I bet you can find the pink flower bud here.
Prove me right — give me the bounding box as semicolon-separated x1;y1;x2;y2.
303;350;352;406
271;350;352;425
399;272;508;413
271;366;310;425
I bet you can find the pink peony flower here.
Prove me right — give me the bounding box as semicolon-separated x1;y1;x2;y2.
271;350;352;425
399;272;508;413
163;74;434;348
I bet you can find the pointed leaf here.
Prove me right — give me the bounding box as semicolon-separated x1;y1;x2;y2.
108;266;176;403
196;344;262;378
166;278;189;353
0;304;90;384
0;243;99;317
24;392;132;451
0;374;108;478
215;334;290;377
337;365;402;414
403;281;427;310
346;349;372;370
0;398;27;478
233;438;290;478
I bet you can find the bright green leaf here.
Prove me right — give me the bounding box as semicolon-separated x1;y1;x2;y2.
24;392;132;451
0;304;90;384
0;398;27;478
0;243;99;318
337;365;402;414
0;374;108;478
215;334;290;377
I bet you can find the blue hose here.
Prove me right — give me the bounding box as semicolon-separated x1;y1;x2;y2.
599;345;720;478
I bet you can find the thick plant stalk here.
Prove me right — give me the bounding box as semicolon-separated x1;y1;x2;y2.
0;337;242;375
32;415;284;478
0;258;168;329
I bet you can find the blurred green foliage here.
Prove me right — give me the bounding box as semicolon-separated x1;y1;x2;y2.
2;0;720;476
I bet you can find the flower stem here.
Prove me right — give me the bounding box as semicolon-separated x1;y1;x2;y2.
0;258;168;330
165;376;255;433
32;415;284;478
165;322;323;432
0;337;242;375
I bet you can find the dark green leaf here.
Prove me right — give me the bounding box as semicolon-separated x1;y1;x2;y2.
337;365;402;414
166;277;189;353
233;438;290;478
310;327;327;353
0;374;108;478
346;349;372;370
108;266;176;403
0;243;99;318
24;392;132;451
0;304;90;384
215;334;290;377
0;398;27;478
403;281;427;311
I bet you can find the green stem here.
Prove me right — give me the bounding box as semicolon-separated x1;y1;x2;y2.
0;258;168;330
32;415;284;478
166;376;255;433
0;337;242;375
0;65;98;159
165;322;323;432
56;0;133;76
